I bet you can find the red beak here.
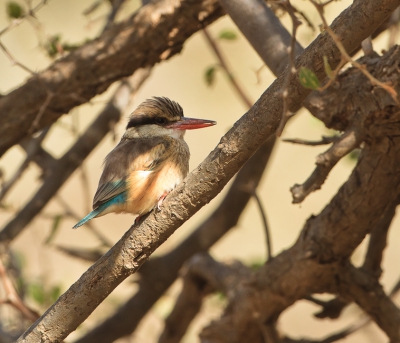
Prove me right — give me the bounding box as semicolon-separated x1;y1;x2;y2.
166;117;216;130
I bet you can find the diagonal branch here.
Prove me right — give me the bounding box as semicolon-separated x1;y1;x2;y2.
290;126;364;203
15;1;399;342
75;136;275;343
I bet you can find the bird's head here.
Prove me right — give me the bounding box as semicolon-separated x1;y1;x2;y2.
123;97;216;140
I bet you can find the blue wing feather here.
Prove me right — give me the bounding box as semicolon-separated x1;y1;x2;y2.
72;192;127;229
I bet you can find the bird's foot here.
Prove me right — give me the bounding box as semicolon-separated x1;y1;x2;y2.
157;192;168;211
134;215;142;225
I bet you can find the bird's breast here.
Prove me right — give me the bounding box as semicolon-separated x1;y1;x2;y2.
126;159;188;215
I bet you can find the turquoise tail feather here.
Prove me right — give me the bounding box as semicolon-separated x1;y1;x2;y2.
72;192;127;229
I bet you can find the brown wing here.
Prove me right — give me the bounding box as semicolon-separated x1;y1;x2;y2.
92;137;170;209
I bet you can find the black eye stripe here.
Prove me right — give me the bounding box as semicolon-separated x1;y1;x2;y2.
126;116;168;129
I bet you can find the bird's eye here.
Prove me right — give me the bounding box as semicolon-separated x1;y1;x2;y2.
156;118;166;124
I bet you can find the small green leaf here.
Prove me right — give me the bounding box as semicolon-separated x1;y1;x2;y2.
29;283;45;305
348;149;361;161
323;56;333;79
44;35;61;58
62;42;80;53
298;67;320;90
204;65;217;86
218;29;237;41
45;214;63;244
6;1;24;19
50;285;61;303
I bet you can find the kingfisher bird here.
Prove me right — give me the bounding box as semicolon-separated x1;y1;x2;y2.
73;97;216;229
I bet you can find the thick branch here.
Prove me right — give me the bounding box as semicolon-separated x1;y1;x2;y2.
0;0;224;157
16;1;398;342
159;253;248;343
75;136;275;343
201;135;400;342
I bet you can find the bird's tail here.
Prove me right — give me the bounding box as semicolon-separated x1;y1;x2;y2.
72;207;104;229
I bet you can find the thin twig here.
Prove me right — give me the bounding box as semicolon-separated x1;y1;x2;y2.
291;127;363;203
0;128;50;202
0;41;36;75
55;196;112;248
276;0;302;136
0;257;39;321
202;27;253;108
102;0;126;33
311;0;399;103
29;93;54;134
252;191;272;261
0;0;49;37
282;135;339;146
389;7;400;48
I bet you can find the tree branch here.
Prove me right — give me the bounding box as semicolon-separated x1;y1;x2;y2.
291;127;364;203
0;0;225;157
14;1;399;342
75;136;275;343
0;68;151;244
159;253;248;343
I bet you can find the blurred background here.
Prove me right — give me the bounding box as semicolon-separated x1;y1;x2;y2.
0;0;399;342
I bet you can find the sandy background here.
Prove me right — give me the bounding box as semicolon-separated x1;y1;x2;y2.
0;0;399;342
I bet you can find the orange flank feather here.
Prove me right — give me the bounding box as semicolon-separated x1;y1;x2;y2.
126;161;185;215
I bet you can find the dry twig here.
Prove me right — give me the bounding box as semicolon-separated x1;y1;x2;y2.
276;0;302;136
202;27;253;108
0;257;39;321
310;0;399;102
282;135;338;146
290;127;363;203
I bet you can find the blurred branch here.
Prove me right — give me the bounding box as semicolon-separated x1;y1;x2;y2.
0;0;49;37
102;0;126;32
202;27;253;108
252;191;272;260
0;258;39;322
0;68;151;244
0;128;50;202
159;253;248;343
0;0;224;157
0;41;36;75
55;195;112;247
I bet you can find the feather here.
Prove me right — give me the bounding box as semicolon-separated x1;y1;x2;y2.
92;137;171;209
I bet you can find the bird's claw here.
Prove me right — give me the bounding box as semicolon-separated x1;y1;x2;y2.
157;192;168;211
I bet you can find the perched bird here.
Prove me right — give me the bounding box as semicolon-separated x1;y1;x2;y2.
73;97;216;229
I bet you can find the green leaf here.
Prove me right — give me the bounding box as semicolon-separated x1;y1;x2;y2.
204;65;217;86
323;56;333;79
44;35;61;58
29;283;46;305
6;1;24;19
348;149;361;161
298;67;320;90
218;29;237;41
45;214;63;244
50;285;61;303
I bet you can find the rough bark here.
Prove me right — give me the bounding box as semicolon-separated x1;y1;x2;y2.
14;1;399;342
